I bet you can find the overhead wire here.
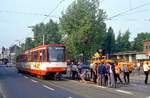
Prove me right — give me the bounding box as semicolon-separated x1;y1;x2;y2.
0;0;66;25
42;0;66;22
108;1;150;20
0;10;59;18
119;9;150;17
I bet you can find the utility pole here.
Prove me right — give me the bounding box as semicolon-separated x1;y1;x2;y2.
43;34;45;45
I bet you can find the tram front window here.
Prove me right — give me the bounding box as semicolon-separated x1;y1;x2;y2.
48;46;65;62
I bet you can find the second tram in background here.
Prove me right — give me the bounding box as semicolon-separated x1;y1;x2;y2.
16;44;67;79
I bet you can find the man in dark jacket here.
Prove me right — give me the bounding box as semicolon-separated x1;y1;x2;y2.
97;62;107;86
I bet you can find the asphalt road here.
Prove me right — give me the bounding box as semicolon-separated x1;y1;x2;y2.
0;65;150;98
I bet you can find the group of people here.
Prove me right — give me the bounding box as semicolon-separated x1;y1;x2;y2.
90;49;131;87
69;61;89;83
68;49;150;87
90;60;132;87
69;60;131;87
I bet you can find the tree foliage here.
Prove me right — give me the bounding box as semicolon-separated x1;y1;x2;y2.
115;31;122;52
17;0;150;60
121;30;131;51
18;19;61;53
60;0;107;59
103;27;115;54
133;32;150;51
25;37;34;50
32;19;61;46
115;30;131;52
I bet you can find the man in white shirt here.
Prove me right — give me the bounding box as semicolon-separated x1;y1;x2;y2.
143;62;150;84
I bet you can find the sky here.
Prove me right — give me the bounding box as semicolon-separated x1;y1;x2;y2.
0;0;150;49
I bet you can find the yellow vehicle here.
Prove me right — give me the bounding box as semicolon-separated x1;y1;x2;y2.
91;55;112;65
117;61;135;72
91;52;134;72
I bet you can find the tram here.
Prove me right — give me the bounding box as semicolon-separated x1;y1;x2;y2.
16;44;67;79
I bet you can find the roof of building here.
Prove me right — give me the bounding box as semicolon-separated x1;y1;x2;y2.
112;51;144;55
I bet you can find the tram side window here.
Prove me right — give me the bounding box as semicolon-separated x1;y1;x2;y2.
31;52;34;62
34;51;38;62
40;50;46;62
24;55;28;62
27;52;32;62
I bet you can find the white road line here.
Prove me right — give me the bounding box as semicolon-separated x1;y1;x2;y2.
146;96;150;98
97;85;106;89
68;96;73;98
31;79;38;83
115;89;133;95
24;76;29;79
43;85;55;91
130;84;137;86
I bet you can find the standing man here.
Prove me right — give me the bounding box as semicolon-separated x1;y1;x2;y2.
122;63;130;84
97;62;106;86
143;62;149;84
115;62;123;84
71;61;78;80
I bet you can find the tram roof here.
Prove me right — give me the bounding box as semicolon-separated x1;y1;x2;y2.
24;44;65;54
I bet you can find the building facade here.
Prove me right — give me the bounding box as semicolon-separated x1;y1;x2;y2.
111;40;150;62
144;40;150;56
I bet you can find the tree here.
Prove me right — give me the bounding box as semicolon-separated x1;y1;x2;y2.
115;30;131;52
44;20;61;44
103;27;115;55
25;37;34;50
133;32;150;51
115;31;122;52
60;0;107;60
32;23;45;46
121;30;131;51
32;19;61;46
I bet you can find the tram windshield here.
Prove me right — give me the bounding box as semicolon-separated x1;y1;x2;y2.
48;46;65;62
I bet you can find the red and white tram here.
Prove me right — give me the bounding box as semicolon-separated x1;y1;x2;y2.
16;44;67;79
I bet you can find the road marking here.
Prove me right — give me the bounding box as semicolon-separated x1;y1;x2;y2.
24;76;29;79
43;85;55;91
130;84;137;86
115;89;133;95
31;79;38;83
130;84;148;88
41;80;95;98
146;96;150;98
68;96;73;98
97;85;106;89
